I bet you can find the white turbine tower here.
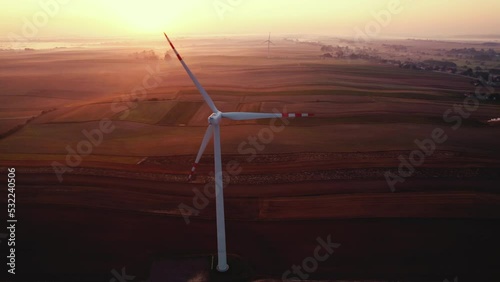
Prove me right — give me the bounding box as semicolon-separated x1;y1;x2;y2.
164;33;313;273
263;32;273;59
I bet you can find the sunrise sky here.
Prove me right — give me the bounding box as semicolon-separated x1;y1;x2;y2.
1;0;499;39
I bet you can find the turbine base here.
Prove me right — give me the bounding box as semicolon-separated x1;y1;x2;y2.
216;264;229;272
210;254;254;282
149;253;253;281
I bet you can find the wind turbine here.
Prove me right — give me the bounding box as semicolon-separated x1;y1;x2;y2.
163;33;313;273
263;32;274;59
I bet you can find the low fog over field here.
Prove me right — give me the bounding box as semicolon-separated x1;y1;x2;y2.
1;1;500;281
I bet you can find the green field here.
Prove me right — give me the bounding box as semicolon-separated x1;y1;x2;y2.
115;100;177;124
157;101;203;125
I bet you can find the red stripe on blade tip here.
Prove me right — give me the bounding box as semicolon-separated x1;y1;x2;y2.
281;113;314;118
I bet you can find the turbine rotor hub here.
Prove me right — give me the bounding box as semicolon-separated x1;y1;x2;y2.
208;112;222;125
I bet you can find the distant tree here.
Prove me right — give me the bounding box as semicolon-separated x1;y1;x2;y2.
320;45;334;52
489;68;500;75
320;53;333;59
463;68;474;76
133;50;159;60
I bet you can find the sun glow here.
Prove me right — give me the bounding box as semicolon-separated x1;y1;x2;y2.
100;1;184;33
1;0;499;38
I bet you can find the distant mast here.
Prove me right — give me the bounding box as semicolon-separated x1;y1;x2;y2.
264;32;273;59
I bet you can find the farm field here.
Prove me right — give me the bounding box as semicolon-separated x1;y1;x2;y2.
0;36;499;281
1;47;499;160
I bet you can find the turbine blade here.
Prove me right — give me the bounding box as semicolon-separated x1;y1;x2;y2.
222;112;281;120
163;33;218;113
222;112;314;121
188;125;214;181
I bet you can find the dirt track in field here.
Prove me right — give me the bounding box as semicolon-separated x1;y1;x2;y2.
4;150;500;184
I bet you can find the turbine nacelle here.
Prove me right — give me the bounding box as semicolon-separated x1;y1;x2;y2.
208;111;222;125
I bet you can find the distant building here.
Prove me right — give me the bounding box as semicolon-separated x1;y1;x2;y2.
489;93;500;101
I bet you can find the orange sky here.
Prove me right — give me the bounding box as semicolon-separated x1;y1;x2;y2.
1;0;499;39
